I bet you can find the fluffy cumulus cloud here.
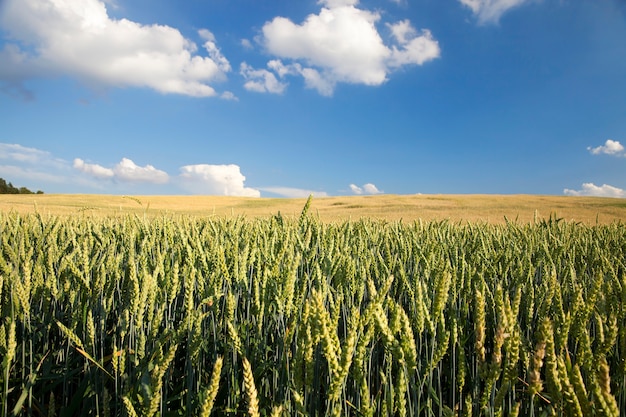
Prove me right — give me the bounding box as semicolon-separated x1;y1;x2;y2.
588;139;625;156
458;0;532;24
114;158;169;183
0;0;231;97
248;0;440;96
74;158;169;183
564;183;626;198
73;158;114;179
1;143;336;198
179;164;260;197
350;183;383;195
2;143;339;197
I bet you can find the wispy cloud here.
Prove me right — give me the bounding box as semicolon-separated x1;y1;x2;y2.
0;143;64;167
0;143;71;185
0;164;68;185
248;0;439;96
220;91;238;101
349;183;383;195
587;139;625;156
240;62;288;94
564;183;625;198
258;187;328;198
0;0;231;97
241;39;254;50
458;0;533;24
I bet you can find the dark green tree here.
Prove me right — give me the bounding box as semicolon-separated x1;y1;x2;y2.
0;178;42;194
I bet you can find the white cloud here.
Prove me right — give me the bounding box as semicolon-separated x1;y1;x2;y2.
254;0;439;95
261;6;388;86
588;139;625;156
0;0;230;97
0;44;39;99
198;29;231;75
259;187;328;198
564;183;626;198
240;62;288;94
0;143;68;172
179;164;261;197
74;157;169;183
298;67;336;96
387;22;440;67
458;0;532;24
241;39;254;50
387;20;416;45
242;59;337;96
350;183;382;195
362;183;382;194
0;143;85;189
114;158;169;183
0;164;67;184
0;143;338;199
0;143;53;164
220;91;238;100
350;184;364;194
0;143;272;195
267;59;295;78
73;158;114;179
320;0;359;7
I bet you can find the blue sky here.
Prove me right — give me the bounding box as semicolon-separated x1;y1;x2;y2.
1;0;625;197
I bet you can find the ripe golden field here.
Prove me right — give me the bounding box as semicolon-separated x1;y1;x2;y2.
1;193;625;223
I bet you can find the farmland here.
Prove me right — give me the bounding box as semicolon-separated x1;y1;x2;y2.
0;193;625;224
0;195;625;416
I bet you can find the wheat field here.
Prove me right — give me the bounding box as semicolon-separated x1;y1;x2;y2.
0;193;625;223
1;195;625;416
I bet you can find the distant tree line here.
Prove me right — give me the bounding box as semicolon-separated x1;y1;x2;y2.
0;178;43;194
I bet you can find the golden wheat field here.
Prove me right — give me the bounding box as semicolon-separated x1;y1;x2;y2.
0;193;625;223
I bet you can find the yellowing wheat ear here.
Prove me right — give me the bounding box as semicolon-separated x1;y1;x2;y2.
199;356;223;417
242;357;260;417
122;396;139;417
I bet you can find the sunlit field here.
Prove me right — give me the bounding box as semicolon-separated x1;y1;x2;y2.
1;195;625;416
0;193;625;223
